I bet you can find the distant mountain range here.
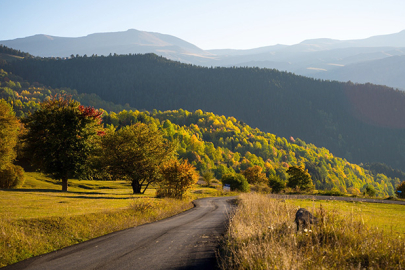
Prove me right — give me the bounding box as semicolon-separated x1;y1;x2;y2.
1;29;405;89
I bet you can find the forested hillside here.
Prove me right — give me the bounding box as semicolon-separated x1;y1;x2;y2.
101;108;402;196
0;47;403;196
2;53;405;171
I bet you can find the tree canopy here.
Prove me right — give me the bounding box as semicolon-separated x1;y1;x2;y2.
286;165;314;191
100;123;176;194
21;95;104;191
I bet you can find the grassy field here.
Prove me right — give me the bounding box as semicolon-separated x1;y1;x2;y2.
218;193;405;269
286;198;405;235
0;172;224;267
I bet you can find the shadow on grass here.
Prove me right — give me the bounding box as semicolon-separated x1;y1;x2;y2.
1;189;133;196
54;195;135;200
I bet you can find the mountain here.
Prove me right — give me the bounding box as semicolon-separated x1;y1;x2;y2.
0;29;216;63
2;29;405;88
3;53;405;172
315;55;405;89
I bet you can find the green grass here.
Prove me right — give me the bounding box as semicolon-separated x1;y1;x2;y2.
287;199;405;235
0;172;223;267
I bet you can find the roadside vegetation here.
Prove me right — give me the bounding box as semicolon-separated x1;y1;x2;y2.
218;193;405;269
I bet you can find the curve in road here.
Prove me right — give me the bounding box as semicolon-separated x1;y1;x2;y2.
5;196;236;270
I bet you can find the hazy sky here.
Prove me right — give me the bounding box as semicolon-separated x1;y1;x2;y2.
1;0;404;50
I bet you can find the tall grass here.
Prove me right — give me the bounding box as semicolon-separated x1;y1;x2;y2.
218;193;405;269
0;198;192;267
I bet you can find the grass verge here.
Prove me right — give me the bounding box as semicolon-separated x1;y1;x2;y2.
218;193;405;269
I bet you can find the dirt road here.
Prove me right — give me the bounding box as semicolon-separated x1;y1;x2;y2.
5;196;235;270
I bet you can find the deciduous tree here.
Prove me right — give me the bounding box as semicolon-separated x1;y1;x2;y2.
0;99;25;188
22;95;104;191
242;165;267;184
100;123;175;194
158;159;198;199
286;165;314;191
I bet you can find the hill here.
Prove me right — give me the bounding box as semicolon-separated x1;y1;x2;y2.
316;55;405;90
2;52;405;172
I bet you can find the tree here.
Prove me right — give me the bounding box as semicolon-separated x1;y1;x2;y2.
0;99;25;188
100;123;175;194
157;159;199;199
242;165;267;184
22;95;104;191
286;165;314;191
268;175;285;193
395;181;405;198
202;170;214;186
221;173;250;192
0;99;19;168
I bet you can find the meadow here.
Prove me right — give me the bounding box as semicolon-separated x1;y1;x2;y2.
0;172;223;267
218;193;405;269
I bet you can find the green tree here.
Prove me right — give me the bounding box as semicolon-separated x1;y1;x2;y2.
157;159;198;199
221;173;250;192
202;170;214;186
364;184;377;197
396;181;405;198
268;175;285;193
286;165;314;191
100;123;175;194
22;95;104;191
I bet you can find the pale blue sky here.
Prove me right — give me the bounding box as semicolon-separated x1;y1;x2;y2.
1;0;404;50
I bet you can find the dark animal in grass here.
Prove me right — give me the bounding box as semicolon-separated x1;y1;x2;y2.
295;208;318;231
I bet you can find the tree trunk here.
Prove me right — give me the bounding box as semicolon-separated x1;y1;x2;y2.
131;181;142;194
62;176;68;192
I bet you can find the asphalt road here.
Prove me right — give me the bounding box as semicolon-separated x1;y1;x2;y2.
5;196;236;270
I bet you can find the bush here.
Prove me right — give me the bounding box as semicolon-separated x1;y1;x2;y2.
221;173;250;192
395;181;405;198
268;175;286;193
0;164;25;189
319;187;345;196
250;183;271;194
157;159;198;199
364;184;376;197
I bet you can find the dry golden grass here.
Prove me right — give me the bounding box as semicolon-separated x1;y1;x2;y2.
218;193;405;270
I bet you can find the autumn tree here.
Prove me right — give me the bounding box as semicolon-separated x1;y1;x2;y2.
21;95;104;191
242;165;267;184
286;165;314;191
157;159;199;199
0;99;19;167
100;123;175;194
0;99;25;188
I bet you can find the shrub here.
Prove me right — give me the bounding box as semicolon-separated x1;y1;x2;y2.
202;170;214;186
251;183;271;194
157;159;198;199
221;173;250;192
268;175;285;193
0;164;25;189
395;181;405;198
364;184;376;197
